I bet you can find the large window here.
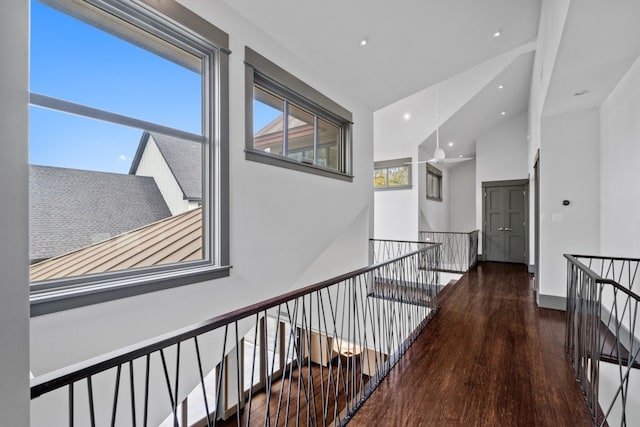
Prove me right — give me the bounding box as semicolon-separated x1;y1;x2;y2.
244;47;353;181
426;164;443;201
374;158;412;190
29;0;229;315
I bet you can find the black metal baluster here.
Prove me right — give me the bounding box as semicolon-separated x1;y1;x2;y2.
234;321;242;426
159;348;177;427
193;336;213;427
245;314;260;427
110;364;122;427
87;376;96;427
68;383;74;427
173;342;181;427
213;324;229;427
143;354;150;427
129;361;136;427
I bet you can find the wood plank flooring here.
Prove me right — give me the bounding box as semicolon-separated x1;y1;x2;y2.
218;357;368;427
348;262;593;427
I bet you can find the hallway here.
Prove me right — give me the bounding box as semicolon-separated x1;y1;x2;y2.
349;262;593;426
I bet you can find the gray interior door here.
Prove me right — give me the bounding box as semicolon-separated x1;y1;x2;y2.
484;184;526;263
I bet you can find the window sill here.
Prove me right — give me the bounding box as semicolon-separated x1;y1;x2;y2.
426;196;443;202
30;265;231;317
374;185;413;191
245;149;353;182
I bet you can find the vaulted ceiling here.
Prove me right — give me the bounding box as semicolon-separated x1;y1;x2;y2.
220;0;640;163
221;0;541;110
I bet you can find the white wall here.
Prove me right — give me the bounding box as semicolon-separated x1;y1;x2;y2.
527;0;572;266
0;0;30;424
418;147;450;232
538;108;600;299
449;160;476;232
374;184;418;241
600;55;640;257
475;112;529;253
29;1;373;422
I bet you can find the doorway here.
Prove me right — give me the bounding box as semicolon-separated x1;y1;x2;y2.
482;179;528;263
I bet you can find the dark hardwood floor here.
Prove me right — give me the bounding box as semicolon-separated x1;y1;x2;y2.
348;262;593;427
218;357;368;427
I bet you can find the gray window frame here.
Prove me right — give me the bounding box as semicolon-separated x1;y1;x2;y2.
426;163;443;202
29;0;230;316
244;47;353;182
373;157;412;190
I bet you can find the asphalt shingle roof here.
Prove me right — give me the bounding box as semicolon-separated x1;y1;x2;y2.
29;165;171;262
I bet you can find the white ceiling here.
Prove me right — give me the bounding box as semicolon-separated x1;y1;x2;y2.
544;0;640;117
420;52;534;163
221;0;541;110
220;0;640;164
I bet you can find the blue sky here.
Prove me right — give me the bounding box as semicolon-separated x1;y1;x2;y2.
30;0;282;175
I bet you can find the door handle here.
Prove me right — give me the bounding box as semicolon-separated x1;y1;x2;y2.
504;227;512;231
497;227;504;231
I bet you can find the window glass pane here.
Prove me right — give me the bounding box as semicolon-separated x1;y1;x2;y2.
254;87;284;155
317;118;340;170
287;104;314;163
29;107;204;282
30;0;202;134
374;169;388;188
388;166;409;186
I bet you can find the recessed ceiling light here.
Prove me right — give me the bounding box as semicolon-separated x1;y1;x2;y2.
573;89;589;96
448;142;454;147
493;30;502;38
500;111;507;116
458;155;463;158
359;39;368;47
498;84;505;89
403;112;411;121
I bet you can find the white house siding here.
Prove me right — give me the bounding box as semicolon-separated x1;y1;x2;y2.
29;1;373;425
0;0;30;425
135;136;192;215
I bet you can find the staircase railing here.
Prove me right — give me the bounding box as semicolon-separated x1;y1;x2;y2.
565;254;640;426
31;242;440;427
418;230;479;273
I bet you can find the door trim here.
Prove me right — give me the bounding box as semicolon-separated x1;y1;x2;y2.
481;179;529;264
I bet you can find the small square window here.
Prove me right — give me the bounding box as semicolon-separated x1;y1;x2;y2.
426;164;443;201
373;158;412;190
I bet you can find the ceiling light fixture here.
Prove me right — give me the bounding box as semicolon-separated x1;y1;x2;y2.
448;142;454;147
493;30;502;38
501;111;507;116
498;84;505;89
359;39;368;47
425;86;473;164
403;112;411;121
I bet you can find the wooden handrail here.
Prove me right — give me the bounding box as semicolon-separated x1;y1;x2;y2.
32;244;439;399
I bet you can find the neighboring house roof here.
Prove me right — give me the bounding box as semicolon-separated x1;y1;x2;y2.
29;165;171;262
30;207;202;282
254;115;312;151
129;132;202;201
